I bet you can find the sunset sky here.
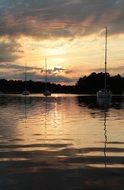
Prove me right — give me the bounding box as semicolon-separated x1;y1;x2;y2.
0;0;124;84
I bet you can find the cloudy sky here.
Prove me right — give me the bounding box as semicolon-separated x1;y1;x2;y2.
0;0;124;84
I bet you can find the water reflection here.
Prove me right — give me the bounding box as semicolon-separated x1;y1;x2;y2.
97;96;111;109
0;94;124;190
96;96;110;169
77;95;124;109
103;111;107;169
24;95;28;129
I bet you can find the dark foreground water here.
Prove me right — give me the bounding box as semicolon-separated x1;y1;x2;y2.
0;94;124;190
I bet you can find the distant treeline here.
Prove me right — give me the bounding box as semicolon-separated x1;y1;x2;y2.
0;79;75;94
76;72;124;94
0;72;124;94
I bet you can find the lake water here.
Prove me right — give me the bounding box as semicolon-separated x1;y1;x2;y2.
0;94;124;190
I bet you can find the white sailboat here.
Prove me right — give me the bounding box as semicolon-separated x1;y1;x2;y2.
43;58;51;96
22;62;30;95
97;27;112;99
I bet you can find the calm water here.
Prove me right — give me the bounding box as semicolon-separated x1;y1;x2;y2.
0;94;124;190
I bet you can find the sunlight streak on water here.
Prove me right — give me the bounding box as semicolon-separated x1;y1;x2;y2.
0;94;124;189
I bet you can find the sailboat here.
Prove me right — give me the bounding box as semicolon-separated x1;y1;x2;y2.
43;58;51;96
22;62;30;95
97;27;112;99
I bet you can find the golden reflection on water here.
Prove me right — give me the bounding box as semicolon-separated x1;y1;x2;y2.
0;94;124;169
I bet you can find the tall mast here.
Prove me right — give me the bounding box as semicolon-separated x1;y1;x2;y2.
24;62;27;91
104;27;107;90
45;57;47;91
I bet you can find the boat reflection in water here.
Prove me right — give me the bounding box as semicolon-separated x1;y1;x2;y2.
0;94;124;190
97;93;110;170
97;95;112;109
103;111;107;169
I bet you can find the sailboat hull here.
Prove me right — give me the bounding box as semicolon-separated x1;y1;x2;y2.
43;90;51;96
97;89;111;98
22;90;30;95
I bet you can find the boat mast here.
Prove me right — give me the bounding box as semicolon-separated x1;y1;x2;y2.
45;57;47;91
104;27;107;90
24;62;27;91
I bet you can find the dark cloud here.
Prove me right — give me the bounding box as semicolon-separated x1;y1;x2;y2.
41;67;66;75
0;62;41;72
0;0;124;38
0;39;22;62
0;63;42;80
65;70;74;74
41;74;77;84
0;70;77;84
0;62;23;70
1;61;123;83
0;62;77;83
53;67;65;72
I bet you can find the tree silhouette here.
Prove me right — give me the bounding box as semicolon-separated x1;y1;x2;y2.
0;72;124;94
